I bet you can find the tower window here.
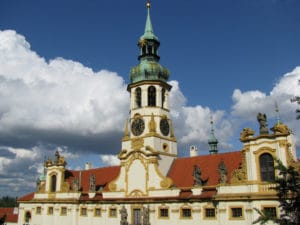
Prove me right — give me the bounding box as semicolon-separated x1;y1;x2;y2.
161;88;166;108
51;175;57;192
259;153;275;182
142;46;146;55
148;86;156;106
148;46;152;54
135;87;142;108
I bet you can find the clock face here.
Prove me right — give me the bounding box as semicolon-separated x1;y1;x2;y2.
160;118;170;136
131;118;145;136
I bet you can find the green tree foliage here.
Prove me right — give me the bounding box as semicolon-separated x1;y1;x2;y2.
0;214;6;225
253;159;300;225
0;196;18;207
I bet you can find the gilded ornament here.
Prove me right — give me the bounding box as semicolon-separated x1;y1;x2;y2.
122;119;130;141
270;123;291;135
61;182;70;192
240;128;255;142
108;182;117;192
230;153;248;184
160;177;172;189
131;138;144;150
148;113;156;133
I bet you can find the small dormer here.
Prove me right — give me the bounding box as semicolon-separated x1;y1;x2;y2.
42;151;68;193
240;112;296;188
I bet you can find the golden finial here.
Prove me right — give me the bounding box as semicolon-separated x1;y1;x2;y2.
146;0;151;9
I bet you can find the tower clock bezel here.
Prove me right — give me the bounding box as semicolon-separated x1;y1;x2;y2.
160;118;170;136
131;118;145;136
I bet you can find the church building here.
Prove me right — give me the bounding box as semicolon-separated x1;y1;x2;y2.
18;2;299;225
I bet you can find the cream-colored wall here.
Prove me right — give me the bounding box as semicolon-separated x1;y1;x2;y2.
244;133;296;184
19;200;279;225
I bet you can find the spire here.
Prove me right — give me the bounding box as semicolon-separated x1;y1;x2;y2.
208;115;218;154
275;101;281;125
130;1;170;84
141;1;158;41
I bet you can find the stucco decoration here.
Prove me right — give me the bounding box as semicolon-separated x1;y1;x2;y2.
230;153;247;184
240;128;255;142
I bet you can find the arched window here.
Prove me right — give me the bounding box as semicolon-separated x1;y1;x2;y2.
25;211;31;223
259;153;275;182
148;46;152;54
51;175;57;192
135;87;142;108
148;86;156;106
161;88;166;108
142;46;146;55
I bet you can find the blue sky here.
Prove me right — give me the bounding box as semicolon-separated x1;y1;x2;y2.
0;0;299;197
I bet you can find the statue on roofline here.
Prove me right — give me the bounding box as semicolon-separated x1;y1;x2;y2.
193;165;208;186
257;112;269;134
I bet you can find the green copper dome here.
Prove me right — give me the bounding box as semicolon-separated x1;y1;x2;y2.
130;60;170;83
129;2;170;84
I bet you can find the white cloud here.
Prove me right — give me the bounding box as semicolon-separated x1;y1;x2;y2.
0;29;299;198
0;30;129;137
231;66;300;145
100;154;120;166
169;80;234;152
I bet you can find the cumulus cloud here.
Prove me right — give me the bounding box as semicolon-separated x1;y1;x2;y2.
231;67;300;143
100;154;120;166
169;81;234;154
0;29;299;198
0;30;129;154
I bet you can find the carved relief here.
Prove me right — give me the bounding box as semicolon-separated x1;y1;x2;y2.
230;153;248;184
160;177;172;189
108;183;117;192
61;182;70;192
270;123;291;135
131;138;144;150
148;113;156;133
240;128;255;142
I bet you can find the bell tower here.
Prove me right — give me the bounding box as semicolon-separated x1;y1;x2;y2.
121;1;177;174
108;2;176;197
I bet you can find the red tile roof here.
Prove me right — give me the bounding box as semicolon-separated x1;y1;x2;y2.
168;151;243;188
17;152;244;202
66;166;120;192
0;207;18;223
18;192;34;202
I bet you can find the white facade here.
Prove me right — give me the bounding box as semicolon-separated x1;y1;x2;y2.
17;3;299;225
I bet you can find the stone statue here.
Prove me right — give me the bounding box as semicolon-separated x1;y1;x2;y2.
257;113;269;134
192;165;208;186
72;178;79;191
54;150;60;164
218;160;227;184
142;206;150;225
89;174;96;192
240;127;255;141
36;178;41;192
119;206;128;225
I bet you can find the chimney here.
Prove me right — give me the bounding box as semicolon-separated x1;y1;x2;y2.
85;162;92;170
190;145;198;157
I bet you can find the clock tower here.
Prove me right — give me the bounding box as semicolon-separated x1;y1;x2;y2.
108;2;177;196
123;0;177;173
